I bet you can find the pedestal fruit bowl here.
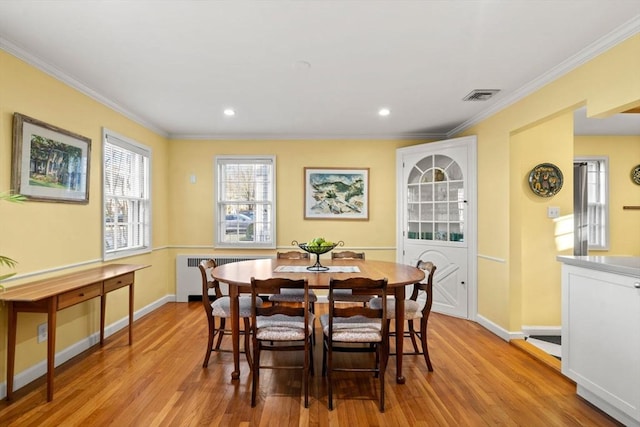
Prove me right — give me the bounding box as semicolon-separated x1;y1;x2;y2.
292;239;344;271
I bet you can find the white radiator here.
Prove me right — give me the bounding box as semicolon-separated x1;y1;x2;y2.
175;254;271;302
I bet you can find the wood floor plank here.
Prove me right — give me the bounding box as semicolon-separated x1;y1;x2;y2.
0;302;623;426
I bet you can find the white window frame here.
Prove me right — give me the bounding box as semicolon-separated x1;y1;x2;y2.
576;156;609;250
103;129;152;260
215;155;276;249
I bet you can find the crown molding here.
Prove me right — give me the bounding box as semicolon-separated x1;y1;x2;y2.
0;37;169;138
168;132;447;141
447;15;640;138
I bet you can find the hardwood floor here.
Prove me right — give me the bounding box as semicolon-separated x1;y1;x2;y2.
0;302;621;427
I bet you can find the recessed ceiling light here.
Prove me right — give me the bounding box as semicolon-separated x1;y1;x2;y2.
378;108;391;117
223;108;236;117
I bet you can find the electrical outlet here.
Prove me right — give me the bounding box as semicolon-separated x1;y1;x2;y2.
547;206;560;218
38;323;48;343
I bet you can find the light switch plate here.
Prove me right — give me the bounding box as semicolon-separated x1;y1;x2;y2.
547;206;560;218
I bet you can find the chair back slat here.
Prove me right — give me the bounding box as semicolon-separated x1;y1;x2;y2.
331;305;383;319
250;277;309;319
329;277;388;323
331;250;365;260
277;251;310;259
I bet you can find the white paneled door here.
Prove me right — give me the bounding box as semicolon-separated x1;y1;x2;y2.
396;136;477;319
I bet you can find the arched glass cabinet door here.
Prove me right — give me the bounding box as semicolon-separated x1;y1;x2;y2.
406;154;465;243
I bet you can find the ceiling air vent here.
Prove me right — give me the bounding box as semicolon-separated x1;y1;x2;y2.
462;89;500;101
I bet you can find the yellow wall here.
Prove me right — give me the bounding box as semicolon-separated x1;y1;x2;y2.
167;138;417;259
0;50;171;375
575;135;640;256
512;113;574;327
460;34;640;332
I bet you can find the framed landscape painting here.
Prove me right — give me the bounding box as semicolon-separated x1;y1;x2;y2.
304;167;369;220
12;113;91;204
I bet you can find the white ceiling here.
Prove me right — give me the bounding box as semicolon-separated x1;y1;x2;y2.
1;1;639;140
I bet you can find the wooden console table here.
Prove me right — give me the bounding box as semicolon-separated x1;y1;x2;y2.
0;263;149;401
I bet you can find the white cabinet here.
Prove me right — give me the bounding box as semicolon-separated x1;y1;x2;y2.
560;258;640;426
406;154;466;243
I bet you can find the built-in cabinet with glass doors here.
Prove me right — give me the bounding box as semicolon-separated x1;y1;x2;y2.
407;154;465;243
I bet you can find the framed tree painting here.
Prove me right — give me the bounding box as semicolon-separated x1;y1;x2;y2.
304;167;369;220
12;113;91;204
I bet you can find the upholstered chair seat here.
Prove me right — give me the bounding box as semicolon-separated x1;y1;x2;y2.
320;314;382;342
256;313;315;341
211;295;260;318
368;297;422;319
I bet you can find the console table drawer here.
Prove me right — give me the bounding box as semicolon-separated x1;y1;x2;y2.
104;273;135;293
58;283;102;309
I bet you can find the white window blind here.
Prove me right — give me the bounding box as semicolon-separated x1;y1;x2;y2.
215;156;276;248
578;157;608;250
103;130;151;259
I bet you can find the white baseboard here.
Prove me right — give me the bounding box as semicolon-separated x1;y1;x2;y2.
0;295;172;399
521;325;561;336
476;314;526;341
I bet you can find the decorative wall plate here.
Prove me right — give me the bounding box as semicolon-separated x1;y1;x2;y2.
528;163;563;197
632;164;640;185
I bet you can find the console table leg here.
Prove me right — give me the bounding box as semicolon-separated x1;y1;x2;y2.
6;302;17;401
129;284;134;345
47;298;57;402
100;294;106;345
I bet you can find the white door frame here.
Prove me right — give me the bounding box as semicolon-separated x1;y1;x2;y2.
396;135;478;321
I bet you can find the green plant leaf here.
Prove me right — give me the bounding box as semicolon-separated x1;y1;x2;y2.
0;273;15;282
0;255;18;269
0;192;26;203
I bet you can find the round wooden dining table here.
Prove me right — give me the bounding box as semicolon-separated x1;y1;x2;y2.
212;257;425;384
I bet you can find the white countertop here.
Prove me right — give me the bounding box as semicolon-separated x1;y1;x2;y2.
557;255;640;278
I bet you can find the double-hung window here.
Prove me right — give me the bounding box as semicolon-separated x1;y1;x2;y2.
576;156;608;250
215;156;276;248
103;129;151;260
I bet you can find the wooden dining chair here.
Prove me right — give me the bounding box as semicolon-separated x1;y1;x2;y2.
321;276;389;412
369;260;437;371
199;259;262;369
250;277;314;408
330;251;371;304
268;251;318;314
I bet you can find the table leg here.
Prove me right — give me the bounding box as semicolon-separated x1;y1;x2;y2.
395;287;406;384
100;294;106;346
46;298;57;401
129;283;134;345
6;302;17;401
230;285;240;380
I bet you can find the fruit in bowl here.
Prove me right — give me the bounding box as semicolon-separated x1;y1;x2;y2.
301;237;337;253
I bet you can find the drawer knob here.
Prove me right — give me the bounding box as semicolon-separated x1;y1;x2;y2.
634;282;640;289
79;293;85;297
